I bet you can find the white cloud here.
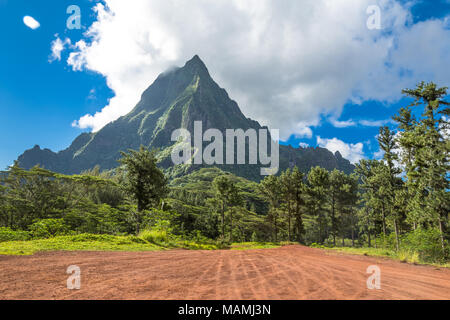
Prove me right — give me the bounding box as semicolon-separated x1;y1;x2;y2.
299;142;310;148
329;118;396;128
61;0;450;135
442;116;450;140
373;149;385;160
293;125;313;139
359;119;395;127
50;36;72;62
317;136;365;164
329;119;358;128
23;16;40;30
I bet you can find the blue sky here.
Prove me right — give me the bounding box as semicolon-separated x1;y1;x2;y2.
0;0;449;170
0;0;113;170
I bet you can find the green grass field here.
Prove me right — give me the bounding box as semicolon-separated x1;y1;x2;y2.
0;234;290;255
0;234;225;255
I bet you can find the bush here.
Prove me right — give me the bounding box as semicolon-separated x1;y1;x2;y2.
29;219;70;239
375;228;448;263
310;242;326;249
374;233;397;250
64;204;135;235
139;229;169;244
0;227;31;242
402;228;448;263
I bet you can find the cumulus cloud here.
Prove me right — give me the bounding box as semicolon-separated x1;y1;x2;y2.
50;36;72;62
61;0;450;135
23;16;40;30
317;136;365;164
293;125;313;139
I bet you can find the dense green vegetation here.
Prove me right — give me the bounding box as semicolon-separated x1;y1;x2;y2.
1;82;448;264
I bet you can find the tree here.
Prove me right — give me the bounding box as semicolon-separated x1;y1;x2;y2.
377;126;403;251
307;167;330;244
341;173;359;247
329;169;346;246
291;167;306;243
0;184;8;227
397;82;449;250
280;169;295;241
259;175;282;242
212;175;243;241
118;146;168;234
0;164;62;228
356;159;388;247
213;175;232;239
227;184;243;242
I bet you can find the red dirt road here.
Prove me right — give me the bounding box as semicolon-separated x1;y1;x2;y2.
0;245;449;300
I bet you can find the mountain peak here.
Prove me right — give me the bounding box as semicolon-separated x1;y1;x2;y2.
16;55;355;179
184;55;208;73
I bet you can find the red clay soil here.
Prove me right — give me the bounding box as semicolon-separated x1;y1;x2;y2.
0;245;449;300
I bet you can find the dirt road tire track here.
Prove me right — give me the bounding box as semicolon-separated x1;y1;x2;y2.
0;245;449;300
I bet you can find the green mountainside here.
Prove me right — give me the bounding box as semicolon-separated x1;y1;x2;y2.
17;55;354;181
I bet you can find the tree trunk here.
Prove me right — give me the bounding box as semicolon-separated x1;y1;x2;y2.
287;201;292;242
274;214;278;243
438;218;445;251
295;198;304;243
381;205;386;235
288;214;291;242
332;199;336;247
351;208;355;247
229;208;233;243
394;219;400;252
136;203;143;235
135;213;141;236
221;202;225;239
296;216;304;244
368;229;371;248
351;227;354;247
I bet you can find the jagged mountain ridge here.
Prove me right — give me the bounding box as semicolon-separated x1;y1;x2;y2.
17;55;354;180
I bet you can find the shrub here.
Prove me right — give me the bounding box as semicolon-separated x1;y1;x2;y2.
310;242;326;249
374;228;448;263
0;227;31;242
139;229;169;244
374;233;398;250
402;228;448;263
29;219;70;239
64;204;135;235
